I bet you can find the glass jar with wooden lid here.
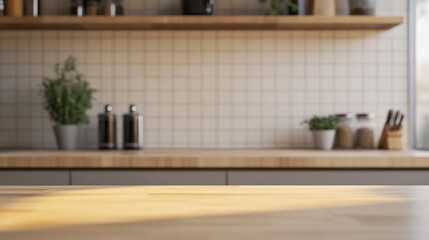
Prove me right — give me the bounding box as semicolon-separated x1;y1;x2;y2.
5;0;24;16
335;113;355;149
356;113;376;149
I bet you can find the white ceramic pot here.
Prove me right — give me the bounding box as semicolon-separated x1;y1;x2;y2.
53;125;80;150
312;130;336;150
313;0;336;16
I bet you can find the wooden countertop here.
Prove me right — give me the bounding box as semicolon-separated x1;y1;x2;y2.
1;149;429;169
1;186;429;240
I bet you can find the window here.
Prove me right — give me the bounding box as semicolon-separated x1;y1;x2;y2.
415;0;429;148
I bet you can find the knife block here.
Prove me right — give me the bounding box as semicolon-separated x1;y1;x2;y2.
379;127;403;150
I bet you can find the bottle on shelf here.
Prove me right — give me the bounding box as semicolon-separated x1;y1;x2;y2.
5;0;24;16
70;0;84;16
114;0;124;15
0;0;4;16
98;105;117;150
100;0;124;16
24;0;40;17
123;104;144;150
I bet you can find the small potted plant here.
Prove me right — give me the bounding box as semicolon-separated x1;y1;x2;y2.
258;0;299;15
303;115;339;150
42;56;95;150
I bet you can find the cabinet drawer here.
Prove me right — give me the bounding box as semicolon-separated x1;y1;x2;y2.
0;170;70;185
228;170;429;185
72;170;226;185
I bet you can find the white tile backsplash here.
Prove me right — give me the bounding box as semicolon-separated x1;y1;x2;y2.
0;0;409;149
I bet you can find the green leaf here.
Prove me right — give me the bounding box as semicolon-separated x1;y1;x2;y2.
302;115;339;130
41;56;95;125
258;0;298;15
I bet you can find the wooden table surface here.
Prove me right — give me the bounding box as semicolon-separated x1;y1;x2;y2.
0;186;429;240
2;149;429;169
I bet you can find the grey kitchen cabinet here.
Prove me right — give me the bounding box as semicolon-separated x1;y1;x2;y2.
227;170;429;185
0;170;70;185
71;170;227;185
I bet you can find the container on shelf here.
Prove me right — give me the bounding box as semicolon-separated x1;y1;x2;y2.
5;0;24;16
123;104;144;150
24;0;40;16
85;0;98;16
335;113;355;149
98;104;117;150
356;113;376;149
336;0;350;15
299;0;313;15
289;0;312;15
70;0;84;16
313;0;335;16
100;0;124;16
0;0;4;16
183;0;214;15
349;0;376;15
114;0;124;15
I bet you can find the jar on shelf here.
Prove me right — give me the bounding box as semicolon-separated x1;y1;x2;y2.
100;0;124;16
335;113;355;149
313;0;335;16
5;0;24;16
356;113;376;149
85;0;98;16
70;0;84;16
336;0;349;15
349;0;376;15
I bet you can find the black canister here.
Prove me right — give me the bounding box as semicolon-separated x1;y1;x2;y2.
182;0;214;15
123;104;144;150
98;105;117;150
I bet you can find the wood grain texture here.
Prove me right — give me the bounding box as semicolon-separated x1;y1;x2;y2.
0;186;429;240
0;16;403;30
1;149;429;169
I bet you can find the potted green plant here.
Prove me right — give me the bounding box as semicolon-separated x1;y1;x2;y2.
303;115;339;150
42;56;95;150
258;0;299;15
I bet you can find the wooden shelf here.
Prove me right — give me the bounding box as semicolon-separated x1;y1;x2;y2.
0;16;403;30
